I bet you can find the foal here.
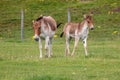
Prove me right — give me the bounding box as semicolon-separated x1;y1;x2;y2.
33;16;61;58
60;14;94;56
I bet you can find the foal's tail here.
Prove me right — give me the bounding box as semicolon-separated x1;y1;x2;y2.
57;23;62;28
60;32;64;37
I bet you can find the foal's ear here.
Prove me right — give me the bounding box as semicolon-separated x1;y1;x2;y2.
32;20;35;23
90;13;93;16
83;14;87;18
39;14;43;17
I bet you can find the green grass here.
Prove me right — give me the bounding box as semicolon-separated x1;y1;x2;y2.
0;0;120;80
0;38;120;80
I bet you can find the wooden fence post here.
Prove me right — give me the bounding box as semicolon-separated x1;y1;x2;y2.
68;8;71;22
21;9;24;41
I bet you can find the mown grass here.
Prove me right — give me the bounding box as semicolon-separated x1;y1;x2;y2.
0;0;120;80
0;38;120;80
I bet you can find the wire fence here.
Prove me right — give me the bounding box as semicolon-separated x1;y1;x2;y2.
0;7;120;41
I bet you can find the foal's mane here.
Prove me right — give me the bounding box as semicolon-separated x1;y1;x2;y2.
36;16;43;21
78;15;91;30
85;15;92;20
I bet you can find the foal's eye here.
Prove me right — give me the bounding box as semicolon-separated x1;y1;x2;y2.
87;21;90;23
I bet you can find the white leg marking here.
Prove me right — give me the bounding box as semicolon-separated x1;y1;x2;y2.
49;38;53;56
39;38;42;58
48;39;51;58
83;38;88;56
45;36;50;57
65;37;70;56
71;37;79;56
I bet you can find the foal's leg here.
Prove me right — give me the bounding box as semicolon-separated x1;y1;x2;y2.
45;36;50;57
71;37;79;56
48;40;51;58
83;38;88;56
49;38;53;57
39;38;42;58
65;36;70;56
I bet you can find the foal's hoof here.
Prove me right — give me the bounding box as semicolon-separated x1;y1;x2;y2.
39;56;42;58
65;54;70;57
48;55;51;58
65;53;71;56
45;55;48;58
85;54;89;58
45;55;51;58
71;54;74;57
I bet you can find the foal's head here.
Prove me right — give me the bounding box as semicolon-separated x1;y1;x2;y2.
83;14;94;30
32;16;43;41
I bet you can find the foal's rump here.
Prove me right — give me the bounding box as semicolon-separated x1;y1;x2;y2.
43;16;57;31
60;22;79;37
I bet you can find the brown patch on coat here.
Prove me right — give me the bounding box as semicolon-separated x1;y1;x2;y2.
64;23;79;34
63;15;93;35
33;21;41;35
33;16;57;36
43;17;57;31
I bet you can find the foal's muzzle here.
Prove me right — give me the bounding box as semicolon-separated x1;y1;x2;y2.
34;38;39;41
90;27;94;30
90;25;94;30
33;35;39;41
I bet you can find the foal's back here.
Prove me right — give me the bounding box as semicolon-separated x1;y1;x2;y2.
43;16;57;31
63;22;80;34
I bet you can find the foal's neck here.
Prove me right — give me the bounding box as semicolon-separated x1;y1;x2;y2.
81;20;88;31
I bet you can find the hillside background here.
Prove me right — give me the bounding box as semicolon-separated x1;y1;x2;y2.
0;0;120;41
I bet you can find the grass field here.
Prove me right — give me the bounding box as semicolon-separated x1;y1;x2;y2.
0;38;120;80
0;0;120;80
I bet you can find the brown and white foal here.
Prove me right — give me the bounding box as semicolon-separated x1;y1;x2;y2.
60;14;94;56
33;16;59;58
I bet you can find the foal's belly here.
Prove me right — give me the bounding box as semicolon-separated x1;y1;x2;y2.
40;33;46;39
40;32;55;39
69;32;88;40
